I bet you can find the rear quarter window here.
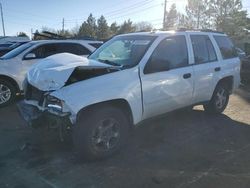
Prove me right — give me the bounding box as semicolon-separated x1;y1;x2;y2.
214;36;238;59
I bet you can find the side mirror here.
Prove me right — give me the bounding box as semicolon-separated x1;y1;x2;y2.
25;53;36;59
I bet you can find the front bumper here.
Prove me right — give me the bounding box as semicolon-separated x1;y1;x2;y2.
17;100;71;128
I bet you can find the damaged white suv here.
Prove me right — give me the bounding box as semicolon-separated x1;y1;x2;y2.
18;31;241;160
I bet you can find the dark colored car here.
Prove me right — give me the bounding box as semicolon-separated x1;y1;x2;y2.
0;41;28;56
241;55;250;84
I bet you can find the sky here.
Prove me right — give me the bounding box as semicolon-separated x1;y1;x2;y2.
1;0;250;38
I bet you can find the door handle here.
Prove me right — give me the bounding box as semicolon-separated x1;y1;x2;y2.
183;73;192;79
214;67;221;72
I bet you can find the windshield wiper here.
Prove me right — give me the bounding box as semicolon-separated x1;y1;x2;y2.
98;59;121;66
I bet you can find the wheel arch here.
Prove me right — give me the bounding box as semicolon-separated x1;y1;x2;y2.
216;76;234;94
76;99;134;127
0;74;20;93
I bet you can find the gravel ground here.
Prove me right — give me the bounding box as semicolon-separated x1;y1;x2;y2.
0;85;250;188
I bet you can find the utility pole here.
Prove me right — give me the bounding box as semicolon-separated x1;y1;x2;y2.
163;0;167;30
197;0;200;29
30;28;33;39
0;3;5;36
62;18;65;33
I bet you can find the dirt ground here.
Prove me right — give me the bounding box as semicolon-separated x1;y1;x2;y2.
1;85;250;188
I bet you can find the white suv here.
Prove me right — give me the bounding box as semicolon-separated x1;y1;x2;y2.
19;30;240;160
0;40;102;107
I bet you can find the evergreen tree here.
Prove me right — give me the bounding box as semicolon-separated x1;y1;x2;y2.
78;14;97;38
117;19;135;34
96;15;110;40
110;22;120;36
164;4;178;30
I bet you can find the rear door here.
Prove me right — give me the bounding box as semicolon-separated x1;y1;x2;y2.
141;35;194;119
190;34;219;103
213;35;240;89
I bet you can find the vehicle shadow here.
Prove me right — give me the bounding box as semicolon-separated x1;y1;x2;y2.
2;106;250;188
235;84;250;103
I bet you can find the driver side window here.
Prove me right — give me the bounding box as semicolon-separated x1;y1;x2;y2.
144;35;188;74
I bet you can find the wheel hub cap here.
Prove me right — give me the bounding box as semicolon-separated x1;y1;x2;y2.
0;84;11;104
92;118;120;151
215;88;227;109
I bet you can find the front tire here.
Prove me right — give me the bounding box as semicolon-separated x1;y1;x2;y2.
0;79;16;108
73;105;129;160
203;84;229;114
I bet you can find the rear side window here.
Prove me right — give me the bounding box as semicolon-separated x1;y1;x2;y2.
30;44;59;58
57;43;91;55
144;35;188;74
214;36;237;59
89;43;103;49
191;35;217;64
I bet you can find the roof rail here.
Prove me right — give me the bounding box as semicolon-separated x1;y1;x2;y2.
199;29;225;34
164;28;225;34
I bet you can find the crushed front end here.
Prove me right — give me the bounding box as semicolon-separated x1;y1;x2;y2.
17;82;73;141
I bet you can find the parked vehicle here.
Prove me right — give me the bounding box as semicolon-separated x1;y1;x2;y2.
0;40;103;107
0;41;28;56
235;47;246;60
241;55;250;84
18;30;240;160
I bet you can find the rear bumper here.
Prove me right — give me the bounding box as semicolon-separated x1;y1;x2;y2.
17;100;71;128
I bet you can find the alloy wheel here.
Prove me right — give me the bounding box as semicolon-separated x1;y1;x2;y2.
0;84;11;105
92;118;120;152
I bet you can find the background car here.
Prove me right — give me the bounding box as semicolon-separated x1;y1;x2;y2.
0;41;29;57
0;39;103;107
241;55;250;84
236;47;246;60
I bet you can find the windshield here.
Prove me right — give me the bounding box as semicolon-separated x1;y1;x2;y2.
1;42;34;59
89;35;156;67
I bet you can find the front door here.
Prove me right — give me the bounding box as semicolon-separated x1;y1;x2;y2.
141;35;194;119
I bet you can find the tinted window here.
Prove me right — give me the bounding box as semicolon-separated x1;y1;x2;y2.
1;42;34;60
30;44;58;59
89;43;103;49
214;36;237;59
144;35;188;74
57;43;91;55
191;35;217;64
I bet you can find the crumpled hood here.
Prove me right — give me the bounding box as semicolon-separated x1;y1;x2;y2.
27;53;111;91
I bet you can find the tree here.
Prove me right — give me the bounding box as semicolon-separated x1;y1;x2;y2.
41;26;57;33
134;21;153;32
78;14;97;38
96;15;110;40
177;13;193;29
117;19;135;34
70;25;80;37
209;0;247;36
164;4;178;30
57;29;72;38
17;32;28;37
110;22;120;36
185;0;207;29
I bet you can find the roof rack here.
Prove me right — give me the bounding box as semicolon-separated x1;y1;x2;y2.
33;31;100;41
168;28;225;34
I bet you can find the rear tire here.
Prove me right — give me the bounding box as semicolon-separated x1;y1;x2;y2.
73;105;129;161
203;84;229;114
0;79;17;108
